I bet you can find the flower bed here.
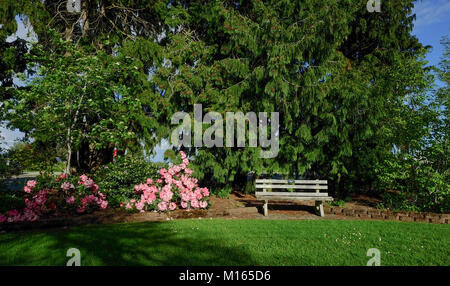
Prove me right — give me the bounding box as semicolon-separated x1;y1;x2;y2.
0;151;210;223
121;151;210;212
0;174;108;223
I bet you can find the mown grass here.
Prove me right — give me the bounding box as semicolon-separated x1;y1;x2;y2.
0;219;448;266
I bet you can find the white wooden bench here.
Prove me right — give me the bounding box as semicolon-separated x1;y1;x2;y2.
255;179;333;217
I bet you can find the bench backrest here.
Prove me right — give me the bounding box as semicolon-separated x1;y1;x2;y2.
255;179;328;192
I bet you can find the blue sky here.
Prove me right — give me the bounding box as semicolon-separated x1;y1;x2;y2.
1;0;449;156
412;0;450;69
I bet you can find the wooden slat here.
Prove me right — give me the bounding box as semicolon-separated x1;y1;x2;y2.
255;192;328;197
255;195;333;201
255;179;327;184
255;184;327;190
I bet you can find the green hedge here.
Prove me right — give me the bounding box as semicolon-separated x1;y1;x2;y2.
94;156;168;208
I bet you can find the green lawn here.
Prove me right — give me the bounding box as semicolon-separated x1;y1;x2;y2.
0;219;448;266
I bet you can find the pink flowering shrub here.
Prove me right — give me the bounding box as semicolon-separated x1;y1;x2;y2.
121;151;210;213
0;174;108;223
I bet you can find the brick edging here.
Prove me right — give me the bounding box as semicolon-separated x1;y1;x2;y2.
324;206;449;224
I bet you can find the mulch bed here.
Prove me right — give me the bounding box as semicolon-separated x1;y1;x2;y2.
1;191;448;232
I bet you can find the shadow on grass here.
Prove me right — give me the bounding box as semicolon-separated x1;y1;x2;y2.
0;221;257;266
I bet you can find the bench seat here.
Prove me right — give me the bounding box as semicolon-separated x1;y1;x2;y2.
255;179;332;217
255;192;333;201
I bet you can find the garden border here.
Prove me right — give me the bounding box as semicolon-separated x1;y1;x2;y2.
325;205;450;224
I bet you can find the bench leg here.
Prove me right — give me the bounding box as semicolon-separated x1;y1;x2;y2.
319;202;324;217
263;200;268;216
315;201;325;217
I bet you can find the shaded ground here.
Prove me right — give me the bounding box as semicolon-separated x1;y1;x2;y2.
1;219;449;266
208;191;384;220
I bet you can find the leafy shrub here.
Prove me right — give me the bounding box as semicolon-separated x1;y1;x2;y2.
376;155;450;213
376;192;419;212
0;191;25;214
215;186;232;199
328;199;347;207
94;156;168;208
0;173;108;223
121;151;210;212
7;142;64;173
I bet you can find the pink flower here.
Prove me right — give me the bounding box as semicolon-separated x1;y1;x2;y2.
8;209;19;217
26;180;37;189
66;196;75;205
97;191;106;200
23;208;39;221
80;174;88;182
7;210;23;222
99;200;108;209
181;201;188;209
194;190;203;200
173;165;181;173
180;151;187;159
136;201;145;211
156;179;163;184
200;201;208;209
190;199;199;208
189;192;197;201
77;206;86;214
24;186;32;193
160;190;173;202
201;188;210;197
181;192;190;202
157;201;168;212
61;182;71;191
83;178;95;189
146;178;153;185
0;214;6;223
34;191;47;205
142;192;156;204
169;202;177;211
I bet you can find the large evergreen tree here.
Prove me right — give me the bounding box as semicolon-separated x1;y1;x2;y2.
149;0;430;195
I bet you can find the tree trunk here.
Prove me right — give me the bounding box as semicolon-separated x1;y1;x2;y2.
64;126;72;175
81;0;89;36
65;92;84;175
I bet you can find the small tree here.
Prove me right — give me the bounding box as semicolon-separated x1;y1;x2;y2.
4;32;151;175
